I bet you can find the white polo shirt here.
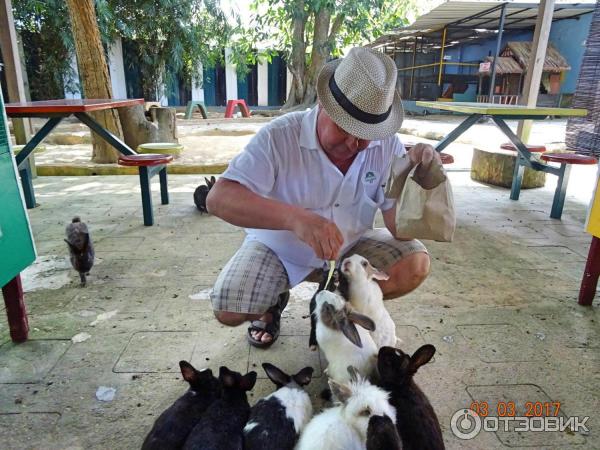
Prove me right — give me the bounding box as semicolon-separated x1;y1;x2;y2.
222;106;405;285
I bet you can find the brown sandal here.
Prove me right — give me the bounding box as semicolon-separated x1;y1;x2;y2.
247;292;289;348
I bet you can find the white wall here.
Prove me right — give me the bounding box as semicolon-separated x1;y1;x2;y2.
64;53;81;100
225;48;238;100
192;63;204;102
257;58;268;106
108;37;127;99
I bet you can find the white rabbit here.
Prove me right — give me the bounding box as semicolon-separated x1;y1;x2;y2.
314;290;378;383
341;254;399;348
295;368;396;450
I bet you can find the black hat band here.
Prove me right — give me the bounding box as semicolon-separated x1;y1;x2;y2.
329;74;392;125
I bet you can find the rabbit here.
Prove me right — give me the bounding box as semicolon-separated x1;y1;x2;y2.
142;361;222;450
308;267;350;350
244;363;314;450
314;290;378;383
194;176;216;213
182;366;257;450
296;367;396;450
377;345;444;450
366;415;403;450
341;254;399;348
65;216;94;287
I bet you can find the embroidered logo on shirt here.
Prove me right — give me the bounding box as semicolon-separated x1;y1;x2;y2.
364;171;378;184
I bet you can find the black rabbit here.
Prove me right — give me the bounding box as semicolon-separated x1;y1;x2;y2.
377;345;444;450
194;176;216;213
182;366;257;450
367;415;403;450
244;363;314;450
65;216;94;286
308;268;349;349
142;361;221;450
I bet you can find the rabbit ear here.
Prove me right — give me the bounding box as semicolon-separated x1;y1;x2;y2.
64;239;78;252
293;366;314;386
348;311;376;332
341;318;363;348
240;371;257;391
82;233;90;252
319;302;336;327
366;262;389;281
204;177;211;185
329;379;352;404
210;176;216;184
410;345;436;371
347;365;360;382
179;360;197;383
262;363;290;387
219;366;236;387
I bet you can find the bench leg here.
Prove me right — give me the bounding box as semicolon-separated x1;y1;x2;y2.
550;163;571;219
138;166;154;226
185;102;194;119
579;236;600;306
198;104;208;120
2;275;29;343
159;167;169;205
19;160;36;209
510;155;525;201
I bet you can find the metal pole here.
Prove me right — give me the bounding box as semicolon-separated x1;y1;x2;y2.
488;3;507;99
409;37;417;99
438;27;447;87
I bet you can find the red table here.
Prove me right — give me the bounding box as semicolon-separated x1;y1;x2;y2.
5;98;144;208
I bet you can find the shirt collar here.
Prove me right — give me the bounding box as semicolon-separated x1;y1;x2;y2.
299;106;321;151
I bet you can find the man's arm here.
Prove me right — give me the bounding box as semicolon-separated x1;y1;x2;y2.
207;178;344;260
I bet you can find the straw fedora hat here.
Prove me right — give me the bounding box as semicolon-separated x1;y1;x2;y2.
316;46;404;141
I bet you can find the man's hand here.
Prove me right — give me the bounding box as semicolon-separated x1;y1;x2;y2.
408;143;440;172
290;210;344;260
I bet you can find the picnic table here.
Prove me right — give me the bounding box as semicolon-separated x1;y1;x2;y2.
5;98;144;208
415;101;588;203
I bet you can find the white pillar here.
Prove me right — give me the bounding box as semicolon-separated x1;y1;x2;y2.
108;37;127;99
257;58;269;106
64;53;81;99
286;67;292;97
225;47;238;100
192;62;204;102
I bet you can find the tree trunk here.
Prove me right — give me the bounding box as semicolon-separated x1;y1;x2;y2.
118;105;178;151
283;0;308;109
66;0;122;163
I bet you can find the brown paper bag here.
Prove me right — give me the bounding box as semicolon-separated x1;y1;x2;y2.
386;157;456;242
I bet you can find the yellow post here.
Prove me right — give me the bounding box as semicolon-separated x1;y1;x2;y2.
587;170;600;238
438;27;447;86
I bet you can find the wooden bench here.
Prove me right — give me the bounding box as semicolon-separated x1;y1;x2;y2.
118;153;174;226
224;99;251;118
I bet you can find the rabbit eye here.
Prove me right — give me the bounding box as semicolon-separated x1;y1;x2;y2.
360;407;371;416
361;261;368;268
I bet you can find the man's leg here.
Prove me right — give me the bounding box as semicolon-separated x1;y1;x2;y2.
343;229;429;300
211;240;290;343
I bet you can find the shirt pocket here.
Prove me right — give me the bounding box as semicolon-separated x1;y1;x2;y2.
356;189;381;231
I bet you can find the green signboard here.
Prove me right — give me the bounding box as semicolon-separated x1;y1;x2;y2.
0;88;36;287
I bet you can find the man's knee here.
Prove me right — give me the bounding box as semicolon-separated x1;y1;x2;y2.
214;310;248;326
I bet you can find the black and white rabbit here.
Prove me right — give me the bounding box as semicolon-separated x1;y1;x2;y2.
308;268;350;350
142;361;221;450
182;366;257;450
65;216;94;286
315;289;377;383
194;176;216;213
377;345;444;450
243;363;313;450
366;415;403;450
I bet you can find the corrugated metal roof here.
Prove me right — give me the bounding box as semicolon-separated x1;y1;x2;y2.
370;0;595;50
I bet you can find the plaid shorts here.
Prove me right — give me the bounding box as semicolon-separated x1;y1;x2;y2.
210;228;427;314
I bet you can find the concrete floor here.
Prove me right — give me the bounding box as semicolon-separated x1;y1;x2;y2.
0;169;599;449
